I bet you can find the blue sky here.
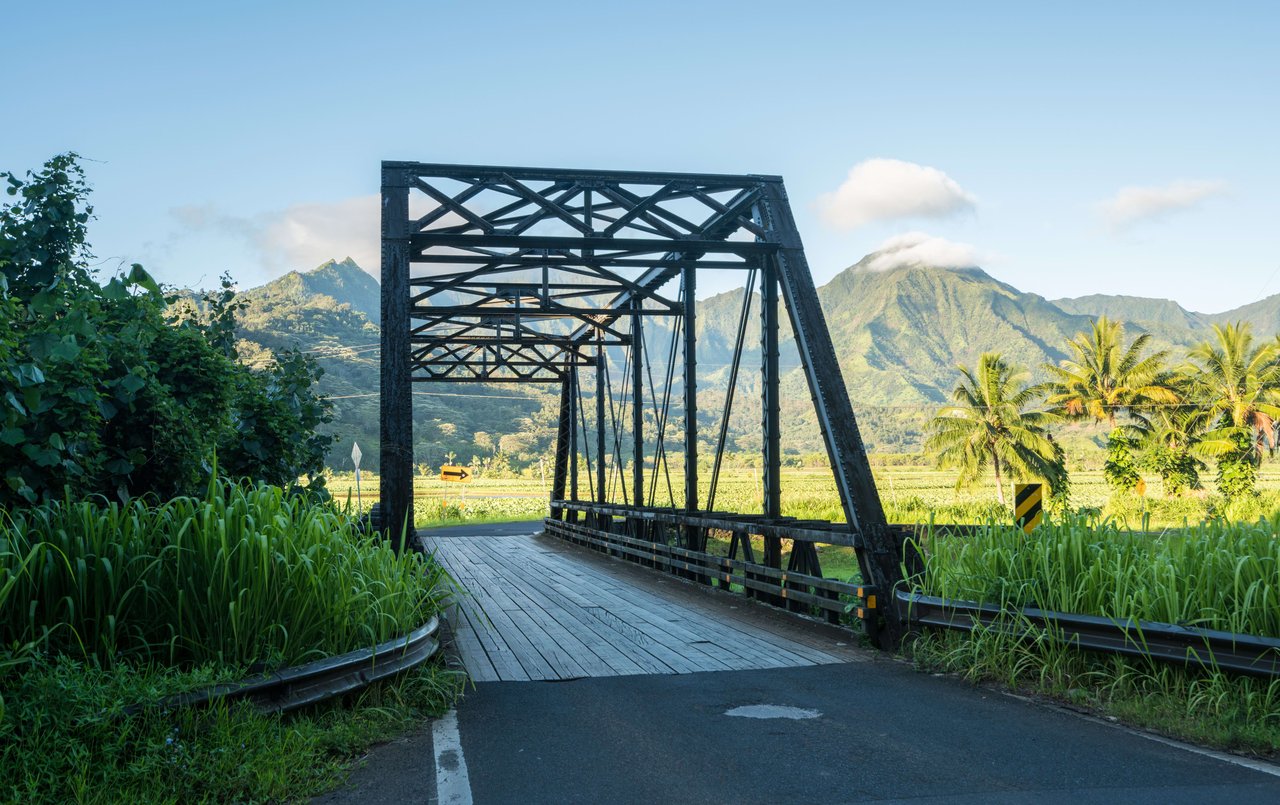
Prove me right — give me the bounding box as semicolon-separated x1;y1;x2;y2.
5;1;1277;312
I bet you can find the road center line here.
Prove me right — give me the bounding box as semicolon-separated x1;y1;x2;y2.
432;709;474;805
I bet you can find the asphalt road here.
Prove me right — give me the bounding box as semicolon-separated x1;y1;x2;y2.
317;521;1280;803
320;657;1280;804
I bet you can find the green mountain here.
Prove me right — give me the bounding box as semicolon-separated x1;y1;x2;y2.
1051;289;1280;350
233;254;1280;465
1052;294;1210;334
817;260;1093;404
231;259;552;472
1213;292;1280;334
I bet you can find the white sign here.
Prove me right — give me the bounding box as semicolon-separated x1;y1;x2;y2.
352;441;364;511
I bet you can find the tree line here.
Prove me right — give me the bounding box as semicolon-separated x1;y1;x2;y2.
925;316;1280;504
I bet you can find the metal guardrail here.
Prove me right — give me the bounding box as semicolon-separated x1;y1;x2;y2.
551;500;864;547
544;518;875;624
896;590;1280;678
133;615;442;715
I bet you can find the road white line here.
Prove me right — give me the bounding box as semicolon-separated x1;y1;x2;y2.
432;709;473;805
1001;691;1280;779
1123;724;1280;779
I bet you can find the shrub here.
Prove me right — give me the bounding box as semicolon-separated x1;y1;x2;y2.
0;154;334;506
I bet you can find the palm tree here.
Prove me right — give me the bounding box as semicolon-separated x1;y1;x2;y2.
1185;322;1280;497
1042;316;1177;492
1143;394;1211;496
925;352;1065;505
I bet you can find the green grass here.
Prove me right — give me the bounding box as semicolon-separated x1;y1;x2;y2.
1;478;451;668
328;463;1280;532
1;479;464;803
915;515;1280;637
908;514;1280;756
0;656;464;804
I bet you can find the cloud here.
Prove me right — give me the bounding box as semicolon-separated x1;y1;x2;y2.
864;232;983;272
817;159;977;230
1096;180;1227;230
171;195;381;277
257;195;381;272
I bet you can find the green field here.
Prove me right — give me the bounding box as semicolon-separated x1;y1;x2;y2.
326;462;1280;592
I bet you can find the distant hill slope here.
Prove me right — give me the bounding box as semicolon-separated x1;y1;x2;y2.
231;254;1280;462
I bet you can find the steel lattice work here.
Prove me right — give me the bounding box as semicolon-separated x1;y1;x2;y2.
379;162;911;646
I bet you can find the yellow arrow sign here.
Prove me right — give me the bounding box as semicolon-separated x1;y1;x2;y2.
440;465;471;483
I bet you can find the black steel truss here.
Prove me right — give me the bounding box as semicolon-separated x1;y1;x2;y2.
381;161;908;647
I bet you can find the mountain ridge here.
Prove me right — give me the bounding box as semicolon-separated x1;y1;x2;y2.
230;255;1280;465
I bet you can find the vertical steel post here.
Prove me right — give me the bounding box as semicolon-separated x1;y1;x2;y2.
569;364;579;503
631;300;644;511
760;256;782;569
682;266;700;549
758;181;903;647
551;375;572;520
596;342;606;510
379;164;413;552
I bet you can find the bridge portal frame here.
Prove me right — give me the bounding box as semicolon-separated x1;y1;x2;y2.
380;161;909;646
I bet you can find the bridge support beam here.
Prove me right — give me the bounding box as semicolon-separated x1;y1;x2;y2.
569;365;579;514
551;375;572;521
631;301;644;511
682;265;700;550
760;256;782;573
595;345;606;525
759;182;904;647
379;166;414;552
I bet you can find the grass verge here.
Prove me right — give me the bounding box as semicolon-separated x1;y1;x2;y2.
907;514;1280;757
909;627;1280;757
0;656;465;804
2;478;465;802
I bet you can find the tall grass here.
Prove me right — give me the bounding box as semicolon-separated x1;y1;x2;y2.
915;514;1280;637
0;478;451;669
909;514;1280;753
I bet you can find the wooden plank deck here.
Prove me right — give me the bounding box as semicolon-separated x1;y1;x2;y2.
422;526;869;682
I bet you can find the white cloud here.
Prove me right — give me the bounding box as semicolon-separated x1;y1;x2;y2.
864;232;983;272
816;158;977;230
257;195;380;273
1096;180;1227;230
171;195;381;277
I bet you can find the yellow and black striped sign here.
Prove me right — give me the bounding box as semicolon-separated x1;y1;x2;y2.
1015;483;1043;534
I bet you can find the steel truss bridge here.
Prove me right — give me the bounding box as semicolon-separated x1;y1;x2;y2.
378;161;915;647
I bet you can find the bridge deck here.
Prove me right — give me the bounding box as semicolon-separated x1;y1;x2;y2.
423;524;867;682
